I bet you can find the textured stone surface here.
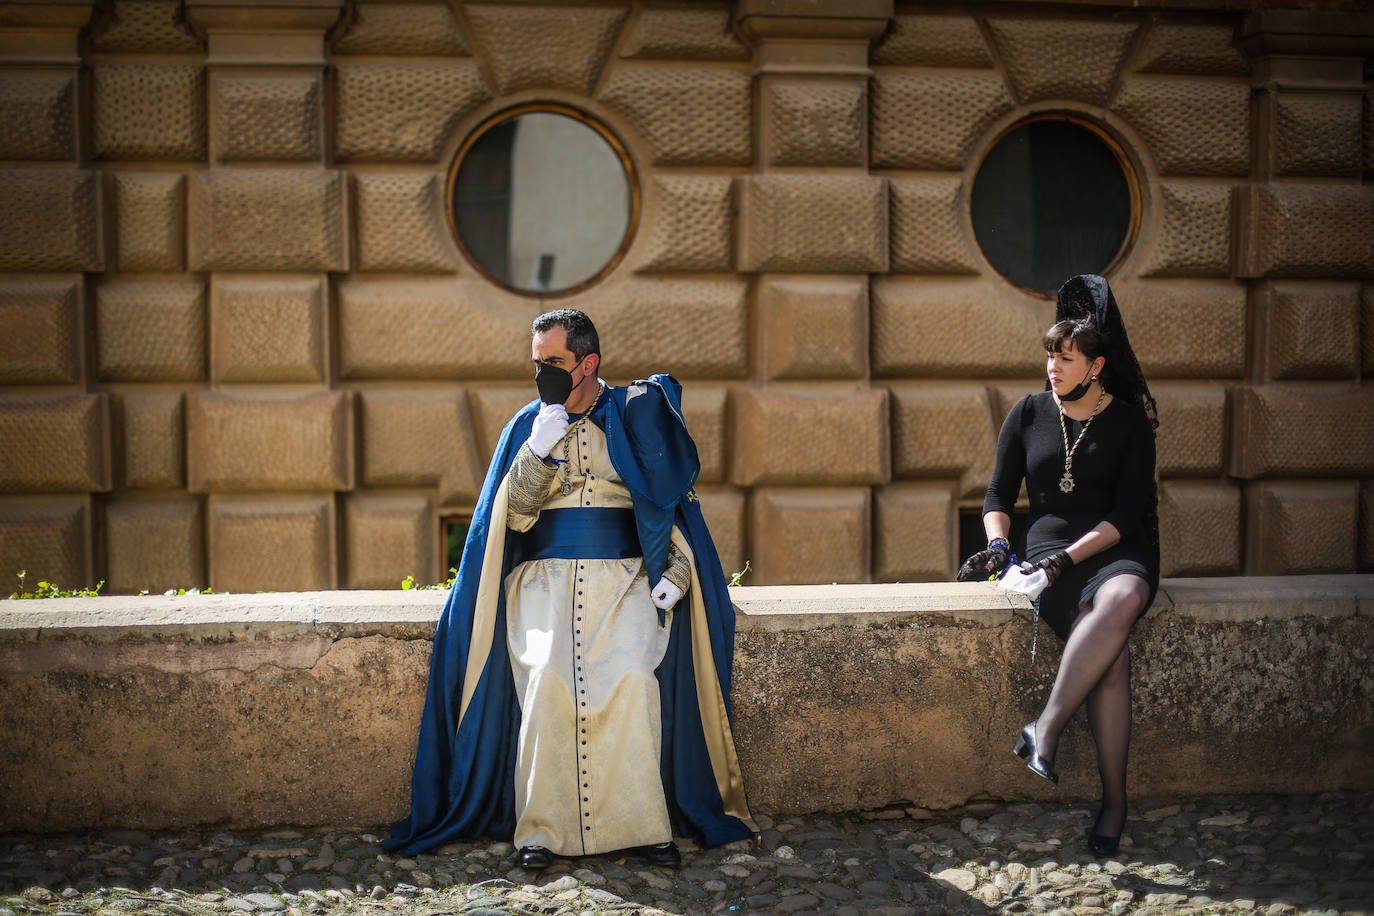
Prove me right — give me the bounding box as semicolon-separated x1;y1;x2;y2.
0;69;77;161
0;275;82;385
1255;281;1361;381
95;279;206;382
211;72;322;163
463;4;626;95
116;391;184;490
0;170;103;272
873;483;955;582
618;3;747;61
1114;76;1249;177
1247;481;1358;575
1158;480;1241;577
90;0;202;52
335;61;489;162
679;385;728;485
597;279;749;380
694;485;745;580
188;170;347;272
1271;90;1364;178
597;65;751;166
1364;284;1374;377
470;386;538;465
358;389;484;506
985;18;1137;105
92;62;205;161
332;2;469;56
0;395;111;494
732;388;889;487
113;172;185;272
212;276;326;383
1362;479;1374;571
187;391;354;493
1110;281;1246;378
0;496;90;588
1236;183;1374;280
354;172;460;273
872;13;993;67
888;383;997;498
1231;385;1374;479
208;496;336;592
1135;22;1248;76
737;174;888;274
1142;182;1234;278
104;497;205;594
762;77;864;168
870;71;1013;170
889;177;978;275
1151;381;1228;478
749;488;870;586
635;176;733;273
759;277;867;381
343;494;433;590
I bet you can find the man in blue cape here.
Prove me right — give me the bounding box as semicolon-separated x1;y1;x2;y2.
385;309;753;869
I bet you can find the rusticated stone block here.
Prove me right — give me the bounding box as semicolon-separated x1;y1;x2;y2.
104;497;205;594
114;172;185;272
116;391;184;490
0;70;77;161
618;4;747;61
0;170;103;272
737;175;888;274
1157;480;1241;577
0;395;111;493
343;493;433;590
693;485;745;581
212;276;326;383
92;63;205;161
597;66;751;167
1113;77;1249;177
760;277;867;381
464;4;626;95
0;497;90;588
333;2;470;56
0;276;81;385
470;386;538;466
1246;481;1358;575
208;495;336;592
984;18;1137;106
1363;285;1374;376
732;388;889;487
870;71;1013;171
1142;182;1233;278
211;72;322;163
1236;184;1374;279
598;280;748;379
1150;381;1227;478
873;483;955;582
1109;281;1246;379
992;382;1044;422
680;386;727;485
635;176;733;273
871;278;1052;378
96;279;206;382
354;173;460;273
335;61;489;163
1231;385;1374;479
890;177;978;275
872;13;993;68
1135;22;1248;77
188;170;347;272
1271;91;1363;179
337;278;532;381
1365;90;1373;177
750;487;870;586
1255;282;1360;381
762;78;863;168
359;389;484;506
888;383;996;497
90;0;202;52
1361;479;1374;571
187;391;354;493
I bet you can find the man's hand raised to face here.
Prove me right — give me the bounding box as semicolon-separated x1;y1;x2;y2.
528;403;569;458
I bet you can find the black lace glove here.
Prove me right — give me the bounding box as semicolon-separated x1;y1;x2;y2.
957;539;1011;582
1021;549;1074;587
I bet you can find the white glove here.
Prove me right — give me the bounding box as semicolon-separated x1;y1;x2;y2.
650;576;683;611
996;564;1049;601
528;403;569;458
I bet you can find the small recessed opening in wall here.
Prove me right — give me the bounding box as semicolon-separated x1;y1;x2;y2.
442;514;471;578
971;114;1140;297
447;104;640;298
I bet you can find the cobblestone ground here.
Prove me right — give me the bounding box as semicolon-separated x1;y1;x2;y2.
2;793;1370;916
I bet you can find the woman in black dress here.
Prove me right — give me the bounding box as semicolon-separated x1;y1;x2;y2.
959;274;1159;856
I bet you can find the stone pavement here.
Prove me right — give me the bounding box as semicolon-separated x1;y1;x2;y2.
1;793;1370;916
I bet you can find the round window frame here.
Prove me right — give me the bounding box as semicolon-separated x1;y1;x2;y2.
970;112;1143;299
445;102;641;299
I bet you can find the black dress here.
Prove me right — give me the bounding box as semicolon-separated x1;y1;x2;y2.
984;391;1159;640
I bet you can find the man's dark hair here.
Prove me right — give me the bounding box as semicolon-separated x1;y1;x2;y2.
532;309;600;362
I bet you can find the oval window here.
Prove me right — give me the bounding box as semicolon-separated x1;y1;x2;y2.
448;105;638;297
971;115;1138;296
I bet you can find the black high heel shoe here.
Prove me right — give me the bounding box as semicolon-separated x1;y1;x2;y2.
1088;807;1123;856
1011;721;1059;785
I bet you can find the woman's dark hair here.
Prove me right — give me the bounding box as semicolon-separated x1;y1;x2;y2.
1043;318;1105;361
531;308;600;362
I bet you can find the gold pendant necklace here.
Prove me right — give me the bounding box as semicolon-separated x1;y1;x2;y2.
558;382;604;496
1057;386;1106;493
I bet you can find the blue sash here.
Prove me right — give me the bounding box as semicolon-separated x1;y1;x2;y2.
520;508;641;563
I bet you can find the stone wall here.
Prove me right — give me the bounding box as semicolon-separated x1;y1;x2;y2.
0;1;1372;592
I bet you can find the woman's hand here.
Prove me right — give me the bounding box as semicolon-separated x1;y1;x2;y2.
957;540;1011;581
1022;549;1074;586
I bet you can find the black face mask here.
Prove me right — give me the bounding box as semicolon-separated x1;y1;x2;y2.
535;358;583;406
1058;364;1097;402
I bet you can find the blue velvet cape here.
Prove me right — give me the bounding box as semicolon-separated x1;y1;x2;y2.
384;375;752;855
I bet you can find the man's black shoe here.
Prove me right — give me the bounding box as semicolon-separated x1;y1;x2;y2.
635;841;681;867
517;845;553;869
